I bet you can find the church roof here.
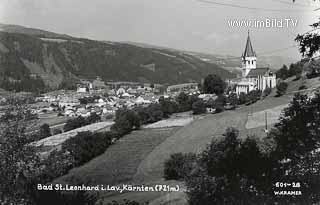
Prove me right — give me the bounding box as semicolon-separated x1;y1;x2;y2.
243;32;256;57
247;67;269;77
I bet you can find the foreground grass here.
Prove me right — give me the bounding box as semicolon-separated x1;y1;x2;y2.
53;128;178;186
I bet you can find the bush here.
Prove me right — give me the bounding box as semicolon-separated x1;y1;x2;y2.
213;95;227;113
164;153;196;180
111;108;140;135
276;82;288;97
263;87;272;97
192;99;206;115
38;123;51;139
52;128;63;135
299;85;307;90
227;93;238;107
159;96;179;117
62;131;113;166
247;90;261;104
63;113;101;132
39;150;76;182
63;116;88;132
176;92;191;112
238;92;248;105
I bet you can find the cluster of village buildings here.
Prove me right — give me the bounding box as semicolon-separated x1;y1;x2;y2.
29;32;276;120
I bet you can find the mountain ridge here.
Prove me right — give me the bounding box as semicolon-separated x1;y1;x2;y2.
0;23;235;92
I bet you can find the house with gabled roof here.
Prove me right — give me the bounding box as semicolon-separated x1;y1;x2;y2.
235;31;276;95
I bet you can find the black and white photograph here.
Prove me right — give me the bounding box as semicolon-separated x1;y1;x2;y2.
1;0;320;204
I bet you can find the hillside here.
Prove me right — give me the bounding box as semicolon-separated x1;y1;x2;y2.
0;24;235;92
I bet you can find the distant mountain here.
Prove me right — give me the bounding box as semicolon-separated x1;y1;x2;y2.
0;23;72;39
125;42;298;76
0;24;235;92
186;52;298;77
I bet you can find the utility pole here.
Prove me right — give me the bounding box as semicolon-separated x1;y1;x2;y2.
264;111;268;133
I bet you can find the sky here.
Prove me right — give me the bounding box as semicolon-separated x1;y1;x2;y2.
0;0;319;60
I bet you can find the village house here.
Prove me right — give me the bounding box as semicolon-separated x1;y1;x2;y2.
166;83;199;94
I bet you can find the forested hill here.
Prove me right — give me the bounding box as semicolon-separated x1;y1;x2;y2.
0;24;235;92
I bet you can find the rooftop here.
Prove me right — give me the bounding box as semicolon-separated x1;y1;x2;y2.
247;67;269;77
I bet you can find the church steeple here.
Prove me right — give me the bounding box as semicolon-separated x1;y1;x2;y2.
242;30;257;77
243;30;256;57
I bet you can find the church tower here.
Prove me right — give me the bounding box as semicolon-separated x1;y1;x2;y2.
242;31;256;77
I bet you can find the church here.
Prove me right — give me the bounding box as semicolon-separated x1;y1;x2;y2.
234;32;276;95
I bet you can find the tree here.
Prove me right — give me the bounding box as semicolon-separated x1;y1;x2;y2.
276;82;288;97
192;99;206;115
203;74;226;95
276;64;289;80
296;19;320;58
111;108;140;135
63;116;87;132
0;97;41;204
268;92;320;204
176;92;191;112
186;128;275;205
164;153;196;180
272;93;320;159
62;131;112;166
39;123;51;139
159;96;178;117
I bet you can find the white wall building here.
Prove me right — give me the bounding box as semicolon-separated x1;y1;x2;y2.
235;31;276;95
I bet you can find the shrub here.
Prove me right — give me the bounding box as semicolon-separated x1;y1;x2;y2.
164;153;196;180
63;113;101;132
227;93;238;107
238;92;248;105
39;150;76;182
213;95;227;113
299;85;307;90
176;92;191;112
192;99;206;115
263;87;272;97
62;131;112;166
276;82;288;97
38;123;51;139
247;90;261;104
63;116;88;132
52;128;63;135
159;96;179;117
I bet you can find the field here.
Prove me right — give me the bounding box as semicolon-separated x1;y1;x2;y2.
54;127;178;185
32;121;114;150
143;116;194;129
51;85;316;204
